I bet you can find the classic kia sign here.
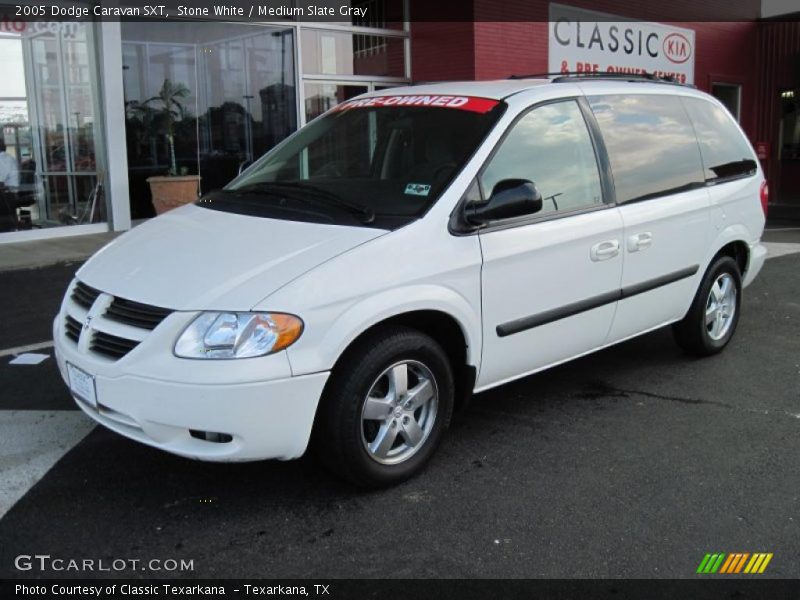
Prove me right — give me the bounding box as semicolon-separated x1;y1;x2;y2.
548;3;696;84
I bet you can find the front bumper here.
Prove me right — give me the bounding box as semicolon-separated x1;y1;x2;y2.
53;312;329;462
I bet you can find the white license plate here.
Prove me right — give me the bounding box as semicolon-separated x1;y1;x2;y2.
67;363;97;409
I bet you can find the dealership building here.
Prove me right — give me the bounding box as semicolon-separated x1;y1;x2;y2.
1;0;799;243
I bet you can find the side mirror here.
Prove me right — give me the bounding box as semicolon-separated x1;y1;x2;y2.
466;178;543;224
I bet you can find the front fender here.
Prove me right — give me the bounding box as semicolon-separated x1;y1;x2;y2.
283;284;482;377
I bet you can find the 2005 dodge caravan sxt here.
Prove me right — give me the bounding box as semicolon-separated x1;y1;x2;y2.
54;76;767;487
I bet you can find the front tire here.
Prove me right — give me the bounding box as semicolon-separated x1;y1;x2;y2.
314;326;454;488
673;255;742;356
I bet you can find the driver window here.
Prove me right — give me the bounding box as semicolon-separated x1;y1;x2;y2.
480;100;603;215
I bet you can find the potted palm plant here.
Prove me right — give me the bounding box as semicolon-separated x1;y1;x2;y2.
140;79;200;214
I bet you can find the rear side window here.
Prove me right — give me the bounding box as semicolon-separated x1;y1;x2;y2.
680;97;757;182
588;94;704;203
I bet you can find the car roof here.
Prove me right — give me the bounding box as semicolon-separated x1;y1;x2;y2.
362;78;707;102
362;79;552;100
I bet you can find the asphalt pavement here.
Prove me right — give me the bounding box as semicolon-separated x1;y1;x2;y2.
0;230;798;579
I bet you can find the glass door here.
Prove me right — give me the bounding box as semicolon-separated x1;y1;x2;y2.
26;23;103;226
197;27;297;192
0;22;104;233
779;89;800;206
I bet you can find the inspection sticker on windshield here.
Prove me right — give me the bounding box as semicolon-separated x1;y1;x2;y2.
405;183;431;196
332;95;500;114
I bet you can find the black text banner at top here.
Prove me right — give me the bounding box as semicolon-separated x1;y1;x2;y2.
0;0;766;23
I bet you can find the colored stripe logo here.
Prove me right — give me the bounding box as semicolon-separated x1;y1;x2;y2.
696;553;773;574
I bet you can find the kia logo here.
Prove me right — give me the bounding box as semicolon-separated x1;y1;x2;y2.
663;32;692;64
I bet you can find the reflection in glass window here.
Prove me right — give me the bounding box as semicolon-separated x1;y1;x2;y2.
681;97;756;182
301;29;405;77
588;94;704;203
304;83;368;122
481;100;603;214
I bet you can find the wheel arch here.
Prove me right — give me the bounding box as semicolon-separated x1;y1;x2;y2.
713;240;749;276
675;228;752;322
704;225;752;277
321;308;477;413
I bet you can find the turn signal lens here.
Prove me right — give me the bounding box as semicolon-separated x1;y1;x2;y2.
269;313;305;352
175;312;304;359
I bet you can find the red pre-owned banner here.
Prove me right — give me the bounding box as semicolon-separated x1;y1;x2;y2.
331;95;500;113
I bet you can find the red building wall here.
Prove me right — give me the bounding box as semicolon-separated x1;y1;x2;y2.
410;22;477;82
410;1;761;142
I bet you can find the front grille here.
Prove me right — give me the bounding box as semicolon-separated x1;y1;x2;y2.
64;279;173;361
64;315;81;343
90;331;140;359
71;281;100;309
105;296;172;330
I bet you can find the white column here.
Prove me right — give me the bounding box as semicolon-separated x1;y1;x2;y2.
99;20;131;231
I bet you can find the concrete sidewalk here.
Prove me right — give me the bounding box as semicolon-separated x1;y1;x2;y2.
0;232;121;272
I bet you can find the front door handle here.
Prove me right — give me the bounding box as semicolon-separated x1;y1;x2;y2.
627;231;653;252
590;240;620;262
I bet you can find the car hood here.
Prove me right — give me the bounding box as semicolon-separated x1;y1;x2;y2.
77;204;386;310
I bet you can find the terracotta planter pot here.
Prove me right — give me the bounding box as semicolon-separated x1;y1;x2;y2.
146;175;201;214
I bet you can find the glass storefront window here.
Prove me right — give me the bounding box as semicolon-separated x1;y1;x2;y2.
0;4;409;237
0;21;105;233
122;22;297;218
301;29;405;77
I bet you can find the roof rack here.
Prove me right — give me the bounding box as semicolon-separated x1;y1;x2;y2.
508;71;690;86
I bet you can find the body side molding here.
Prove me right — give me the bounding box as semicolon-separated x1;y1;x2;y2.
496;265;699;337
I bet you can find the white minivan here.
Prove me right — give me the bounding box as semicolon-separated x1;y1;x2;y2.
54;76;767;487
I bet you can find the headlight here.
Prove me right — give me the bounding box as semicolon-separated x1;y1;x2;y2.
174;312;303;359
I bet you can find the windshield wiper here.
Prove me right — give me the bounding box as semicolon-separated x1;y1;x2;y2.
234;181;375;224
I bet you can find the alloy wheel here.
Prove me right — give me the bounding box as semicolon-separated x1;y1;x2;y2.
705;272;737;341
360;360;439;465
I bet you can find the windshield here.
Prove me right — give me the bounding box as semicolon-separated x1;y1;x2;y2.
198;94;504;228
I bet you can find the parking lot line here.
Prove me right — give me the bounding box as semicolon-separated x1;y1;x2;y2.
764;241;800;258
0;341;54;359
0;410;94;519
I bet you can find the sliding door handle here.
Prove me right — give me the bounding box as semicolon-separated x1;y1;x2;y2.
628;232;653;252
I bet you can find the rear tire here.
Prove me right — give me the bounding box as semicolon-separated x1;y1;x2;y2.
673;256;742;356
313;326;454;488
